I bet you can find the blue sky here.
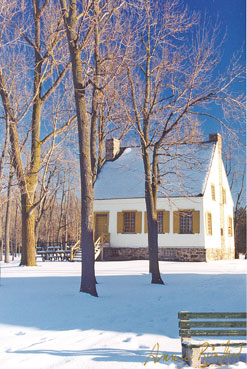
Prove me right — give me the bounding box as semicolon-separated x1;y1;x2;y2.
184;0;246;167
185;0;245;60
187;0;246;205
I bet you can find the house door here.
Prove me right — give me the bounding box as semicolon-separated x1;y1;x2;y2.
95;213;109;240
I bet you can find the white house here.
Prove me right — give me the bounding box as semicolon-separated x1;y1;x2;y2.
94;134;235;262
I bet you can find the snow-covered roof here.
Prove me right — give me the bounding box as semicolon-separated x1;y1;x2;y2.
94;142;216;199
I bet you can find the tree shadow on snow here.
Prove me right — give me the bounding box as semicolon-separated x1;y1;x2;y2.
0;272;246;337
6;347;247;367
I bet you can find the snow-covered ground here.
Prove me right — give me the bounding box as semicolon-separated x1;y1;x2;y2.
0;259;246;369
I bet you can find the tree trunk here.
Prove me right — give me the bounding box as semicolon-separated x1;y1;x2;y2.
60;0;97;296
141;14;163;284
14;198;18;258
97;124;104;176
4;168;14;263
142;147;164;284
0;113;9;193
0;240;2;261
90;0;100;184
35;218;41;244
20;193;37;266
64;191;69;249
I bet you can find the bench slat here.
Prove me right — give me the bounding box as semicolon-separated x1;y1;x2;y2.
178;312;247;320
179;321;246;328
180;329;247;337
182;341;247;348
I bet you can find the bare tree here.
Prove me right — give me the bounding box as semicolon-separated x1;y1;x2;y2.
0;0;75;266
127;0;245;283
60;0;132;296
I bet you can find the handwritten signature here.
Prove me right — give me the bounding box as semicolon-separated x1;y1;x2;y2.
144;341;244;365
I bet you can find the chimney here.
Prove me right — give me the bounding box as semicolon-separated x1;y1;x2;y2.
105;138;120;161
209;133;222;156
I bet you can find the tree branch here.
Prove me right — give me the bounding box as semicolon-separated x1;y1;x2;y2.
40;114;76;145
41;61;71;102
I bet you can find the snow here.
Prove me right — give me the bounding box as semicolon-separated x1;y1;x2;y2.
94;143;216;199
0;258;246;369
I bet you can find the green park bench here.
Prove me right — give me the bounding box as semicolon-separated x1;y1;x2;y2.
178;311;247;368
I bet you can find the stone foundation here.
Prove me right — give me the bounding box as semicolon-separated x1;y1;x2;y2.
102;247;206;262
102;247;148;261
102;247;235;262
206;248;235;261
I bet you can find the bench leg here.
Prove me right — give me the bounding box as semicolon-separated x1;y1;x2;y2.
190;347;201;368
182;345;201;368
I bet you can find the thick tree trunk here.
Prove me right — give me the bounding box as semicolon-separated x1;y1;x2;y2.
18;1;42;266
142;147;164;284
60;0;97;296
76;79;97;295
70;56;97;296
20;193;37;266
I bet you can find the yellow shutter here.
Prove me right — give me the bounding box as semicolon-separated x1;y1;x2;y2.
163;211;170;233
211;184;216;201
144;211;148;233
135;211;142;233
173;211;179;233
192;210;200;234
228;216;233;237
205;212;208;236
209;213;212;235
205;212;212;236
117;212;123;233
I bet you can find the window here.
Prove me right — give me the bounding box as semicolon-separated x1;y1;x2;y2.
179;211;193;234
164;249;176;258
157;211;163;234
144;210;170;233
222;188;226;204
117;211;142;234
211;184;216;201
173;210;200;234
228;216;233;237
206;212;212;235
123;212;135;233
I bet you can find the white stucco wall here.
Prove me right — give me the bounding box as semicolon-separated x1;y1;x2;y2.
202;142;234;250
221;164;235;250
94;196;205;249
203;143;221;249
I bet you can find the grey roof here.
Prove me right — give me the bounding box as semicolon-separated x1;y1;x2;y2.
94;142;216;200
